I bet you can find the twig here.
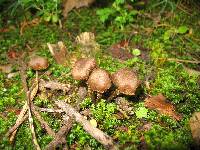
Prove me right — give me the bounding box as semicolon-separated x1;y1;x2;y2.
45;116;73;150
31;104;56;137
6;114;28;137
39;79;71;93
55;101;117;150
158;58;200;64
47;42;68;65
37;107;64;113
31;104;67;145
6;61;39;146
45;88;86;149
27;91;41;150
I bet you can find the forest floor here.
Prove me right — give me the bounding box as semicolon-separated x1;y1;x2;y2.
0;1;200;150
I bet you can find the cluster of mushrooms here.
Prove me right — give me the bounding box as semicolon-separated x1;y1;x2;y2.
28;56;140;100
72;58;141;100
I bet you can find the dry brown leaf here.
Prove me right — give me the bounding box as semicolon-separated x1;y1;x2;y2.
144;94;182;120
108;40;133;61
62;0;95;18
7;50;21;59
20;18;40;35
189;112;200;147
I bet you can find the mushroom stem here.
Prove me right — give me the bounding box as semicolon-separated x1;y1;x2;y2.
87;86;95;101
108;89;120;101
96;93;102;100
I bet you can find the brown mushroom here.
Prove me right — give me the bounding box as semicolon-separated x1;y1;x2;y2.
28;56;49;71
109;68;140;100
87;68;111;100
72;58;97;81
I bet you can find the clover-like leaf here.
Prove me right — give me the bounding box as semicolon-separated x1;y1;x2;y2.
177;26;189;34
132;49;141;56
135;107;148;119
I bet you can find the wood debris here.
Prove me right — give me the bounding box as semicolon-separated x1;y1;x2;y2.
55;100;117;150
47;41;69;65
75;32;100;56
189;112;200;147
144;94;182;120
39;79;71;93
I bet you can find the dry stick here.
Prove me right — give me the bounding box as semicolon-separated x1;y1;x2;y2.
158;58;200;64
7;60;40;149
6;114;28;137
45;87;86;149
31;104;56;137
39;79;71;93
27;91;41;150
6;60;30;141
31;104;66;144
55;101;117;150
37;107;64;113
45;116;73;150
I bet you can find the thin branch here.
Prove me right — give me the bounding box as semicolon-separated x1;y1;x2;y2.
158;58;200;64
37;107;64;113
55;101;117;150
45;116;73;150
27;91;41;150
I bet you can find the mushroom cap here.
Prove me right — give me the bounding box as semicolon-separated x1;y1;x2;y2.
28;56;49;71
72;58;97;80
87;68;111;93
112;68;140;95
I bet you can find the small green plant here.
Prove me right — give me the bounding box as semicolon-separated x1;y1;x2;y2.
80;97;92;109
67;124;102;149
7;0;62;23
135;106;148;119
91;100;120;133
97;0;138;29
144;124;192;149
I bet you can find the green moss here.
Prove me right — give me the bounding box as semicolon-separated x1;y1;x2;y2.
151;63;200;111
144;124;192;150
67;124;103;149
91;100;120;133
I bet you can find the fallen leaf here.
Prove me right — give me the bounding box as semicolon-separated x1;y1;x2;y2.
108;40;133;61
144;94;182;120
0;64;12;73
0;25;15;33
62;0;95;18
7;50;20;59
189;112;200;147
20;18;40;35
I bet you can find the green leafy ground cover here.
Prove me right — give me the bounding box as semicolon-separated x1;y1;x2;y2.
0;0;200;149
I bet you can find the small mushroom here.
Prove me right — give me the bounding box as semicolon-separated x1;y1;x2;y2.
72;58;97;81
28;56;49;71
109;68;140;100
87;68;111;100
28;56;49;99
